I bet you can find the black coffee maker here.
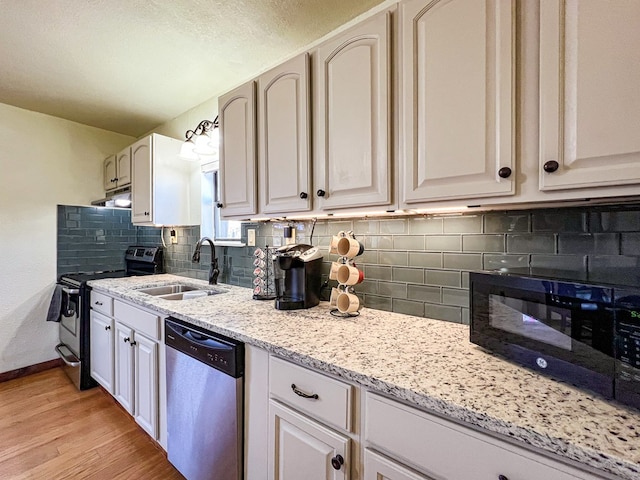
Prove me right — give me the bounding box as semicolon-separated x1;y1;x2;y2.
273;244;323;310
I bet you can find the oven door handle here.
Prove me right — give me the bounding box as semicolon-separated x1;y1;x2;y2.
55;343;80;367
61;287;80;296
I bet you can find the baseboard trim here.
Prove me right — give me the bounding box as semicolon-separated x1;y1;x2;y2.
0;358;64;383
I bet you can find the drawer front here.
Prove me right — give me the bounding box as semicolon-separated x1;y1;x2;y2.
91;291;113;316
113;300;160;340
365;393;603;480
269;356;353;432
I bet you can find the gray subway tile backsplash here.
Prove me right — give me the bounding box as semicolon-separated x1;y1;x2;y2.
557;233;620;255
507;234;556;254
58;203;640;326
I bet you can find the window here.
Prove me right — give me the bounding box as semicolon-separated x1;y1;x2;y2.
201;161;242;242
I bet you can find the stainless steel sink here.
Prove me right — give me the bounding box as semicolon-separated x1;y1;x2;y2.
137;285;201;296
137;284;225;300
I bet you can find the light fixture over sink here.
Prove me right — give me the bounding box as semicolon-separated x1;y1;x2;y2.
179;116;219;161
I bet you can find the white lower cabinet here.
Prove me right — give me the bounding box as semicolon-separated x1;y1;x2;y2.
364;449;431;480
114;319;159;439
89;310;114;394
364;392;606;480
90;292;164;446
269;400;350;480
267;356;355;480
133;332;158;437
114;321;135;414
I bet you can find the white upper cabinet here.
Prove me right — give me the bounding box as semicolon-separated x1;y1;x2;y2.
258;53;312;214
131;136;152;224
313;10;392;211
103;154;117;191
539;0;640;191
131;133;200;226
400;0;515;205
219;80;258;218
104;148;132;192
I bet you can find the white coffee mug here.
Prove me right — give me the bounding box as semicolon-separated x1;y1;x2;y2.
329;231;346;254
336;264;364;285
336;237;365;259
328;261;342;280
337;292;361;314
329;287;340;307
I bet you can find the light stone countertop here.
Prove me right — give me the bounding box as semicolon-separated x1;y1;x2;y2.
89;274;640;480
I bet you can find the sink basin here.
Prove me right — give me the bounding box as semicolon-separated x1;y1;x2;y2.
137;285;201;296
158;290;225;301
137;284;225;300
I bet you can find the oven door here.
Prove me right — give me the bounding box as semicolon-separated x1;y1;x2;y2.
470;272;615;398
58;285;81;357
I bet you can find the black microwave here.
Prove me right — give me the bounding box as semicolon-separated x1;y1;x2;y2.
470;271;640;410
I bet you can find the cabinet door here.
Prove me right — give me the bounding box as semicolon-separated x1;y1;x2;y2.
314;11;392;210
401;0;515;204
219;81;257;218
134;332;158;439
269;401;350;480
539;1;640;190
258;53;311;214
131;135;153;224
116;147;131;187
114;321;135;414
89;310;114;394
103;155;117;191
364;449;431;480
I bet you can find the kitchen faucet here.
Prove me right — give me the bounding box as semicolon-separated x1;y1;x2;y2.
192;237;219;285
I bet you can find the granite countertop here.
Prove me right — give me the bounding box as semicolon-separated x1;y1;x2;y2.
89;274;640;480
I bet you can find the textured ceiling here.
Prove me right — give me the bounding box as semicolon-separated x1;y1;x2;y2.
0;0;383;136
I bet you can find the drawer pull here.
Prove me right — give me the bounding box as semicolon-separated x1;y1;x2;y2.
498;476;509;480
291;383;319;400
331;454;344;470
95;301;103;306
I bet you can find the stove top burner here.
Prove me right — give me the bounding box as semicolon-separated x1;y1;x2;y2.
60;270;128;286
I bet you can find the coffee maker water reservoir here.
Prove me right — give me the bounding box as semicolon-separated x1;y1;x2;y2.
273;244;323;310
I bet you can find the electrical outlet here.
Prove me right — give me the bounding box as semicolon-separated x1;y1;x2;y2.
247;229;256;247
170;229;178;244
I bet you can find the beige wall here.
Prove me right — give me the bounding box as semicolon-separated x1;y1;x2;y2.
0;102;134;374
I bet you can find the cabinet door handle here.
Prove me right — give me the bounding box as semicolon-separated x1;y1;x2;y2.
130;341;137;347
216;202;224;208
291;383;319;400
144;211;150;216
331;454;344;471
498;167;512;179
95;301;103;306
123;337;130;343
299;192;308;199
105;325;111;331
316;189;326;197
498;476;509;480
543;160;559;173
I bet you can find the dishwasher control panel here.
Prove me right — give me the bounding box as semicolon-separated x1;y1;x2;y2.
165;317;244;378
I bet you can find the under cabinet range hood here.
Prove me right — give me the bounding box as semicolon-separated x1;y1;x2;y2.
91;186;132;208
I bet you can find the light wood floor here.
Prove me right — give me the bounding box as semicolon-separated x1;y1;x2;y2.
0;368;184;479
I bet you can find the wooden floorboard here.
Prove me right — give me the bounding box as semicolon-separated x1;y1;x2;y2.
0;368;184;480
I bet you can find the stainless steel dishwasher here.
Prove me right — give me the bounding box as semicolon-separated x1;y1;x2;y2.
165;317;244;480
